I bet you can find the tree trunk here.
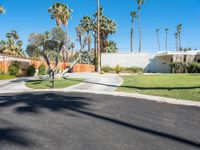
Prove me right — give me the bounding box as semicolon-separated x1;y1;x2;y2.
176;37;179;52
165;32;168;51
87;31;91;51
138;7;142;52
156;32;161;51
179;33;181;51
130;19;134;53
64;25;69;62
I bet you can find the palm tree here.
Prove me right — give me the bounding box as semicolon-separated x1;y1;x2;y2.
97;0;101;72
80;16;93;51
48;2;72;62
0;5;5;14
130;11;137;52
48;3;63;26
177;24;182;51
156;29;161;51
165;28;169;51
174;33;179;52
137;0;144;52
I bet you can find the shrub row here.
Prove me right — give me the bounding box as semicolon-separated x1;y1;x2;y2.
7;62;47;77
0;72;15;80
172;62;200;73
101;65;144;74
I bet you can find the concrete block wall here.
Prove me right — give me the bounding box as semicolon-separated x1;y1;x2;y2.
101;53;154;72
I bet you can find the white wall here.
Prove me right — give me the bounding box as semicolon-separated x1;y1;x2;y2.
155;57;172;73
101;53;154;72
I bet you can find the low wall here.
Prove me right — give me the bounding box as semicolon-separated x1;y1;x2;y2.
0;54;95;75
101;53;151;72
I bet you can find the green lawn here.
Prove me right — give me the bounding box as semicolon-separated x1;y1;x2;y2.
26;78;84;89
118;74;200;102
0;74;15;80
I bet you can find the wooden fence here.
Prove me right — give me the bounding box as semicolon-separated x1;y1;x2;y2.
0;54;95;75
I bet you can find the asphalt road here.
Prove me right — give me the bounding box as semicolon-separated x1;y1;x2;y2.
0;92;199;150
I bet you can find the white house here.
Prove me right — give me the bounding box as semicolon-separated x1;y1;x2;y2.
101;50;200;73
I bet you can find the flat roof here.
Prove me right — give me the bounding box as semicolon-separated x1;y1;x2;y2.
157;50;200;57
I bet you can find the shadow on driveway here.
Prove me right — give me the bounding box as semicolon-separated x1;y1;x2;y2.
0;92;199;149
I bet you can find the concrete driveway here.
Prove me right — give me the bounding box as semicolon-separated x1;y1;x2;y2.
0;92;199;150
0;73;122;94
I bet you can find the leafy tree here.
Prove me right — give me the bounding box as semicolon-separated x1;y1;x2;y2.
8;62;20;76
38;64;46;75
26;44;41;58
80;16;94;51
93;7;117;52
130;11;137;52
27;27;66;88
137;0;144;52
26;65;36;76
105;41;118;53
76;26;88;51
0;30;24;56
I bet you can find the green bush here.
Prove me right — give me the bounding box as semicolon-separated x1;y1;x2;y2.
115;65;122;74
0;72;15;80
26;65;36;76
38;64;46;75
172;62;186;73
187;62;200;73
125;67;143;74
8;62;20;76
101;66;112;73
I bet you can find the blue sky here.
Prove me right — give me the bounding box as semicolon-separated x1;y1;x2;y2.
0;0;200;54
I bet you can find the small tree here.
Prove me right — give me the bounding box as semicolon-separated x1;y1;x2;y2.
26;65;36;76
8;62;20;76
27;27;66;88
38;64;46;75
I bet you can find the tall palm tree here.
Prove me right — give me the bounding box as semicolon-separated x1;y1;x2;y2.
97;0;101;72
48;3;63;26
174;33;179;52
130;11;137;52
0;5;5;14
156;29;161;51
48;2;72;62
165;28;169;51
137;0;144;52
177;24;182;51
80;16;93;51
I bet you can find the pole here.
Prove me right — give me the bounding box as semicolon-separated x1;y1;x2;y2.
97;0;101;72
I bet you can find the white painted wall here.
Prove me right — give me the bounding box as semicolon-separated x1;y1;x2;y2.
155;56;172;73
101;53;153;72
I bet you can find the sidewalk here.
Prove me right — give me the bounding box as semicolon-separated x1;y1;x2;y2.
0;73;199;107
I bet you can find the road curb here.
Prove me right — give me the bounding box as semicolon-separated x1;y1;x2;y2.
63;90;200;107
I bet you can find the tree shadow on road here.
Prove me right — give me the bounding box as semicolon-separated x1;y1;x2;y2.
0;119;33;147
0;92;199;149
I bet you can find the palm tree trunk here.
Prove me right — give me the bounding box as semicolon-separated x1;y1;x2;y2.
64;25;69;62
94;35;97;58
130;19;134;53
87;31;91;51
156;32;161;51
165;32;168;51
176;36;179;52
138;7;142;52
179;33;181;51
